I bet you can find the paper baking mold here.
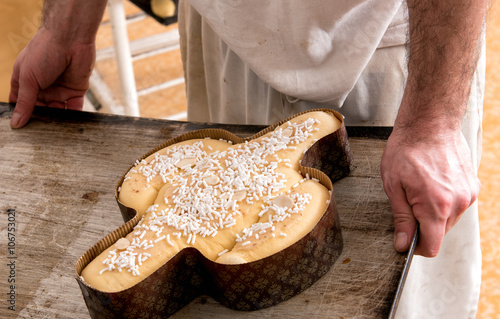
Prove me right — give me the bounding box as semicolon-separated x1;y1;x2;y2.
75;108;353;318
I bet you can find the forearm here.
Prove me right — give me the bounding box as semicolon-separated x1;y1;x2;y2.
382;0;486;256
397;0;488;137
42;0;108;44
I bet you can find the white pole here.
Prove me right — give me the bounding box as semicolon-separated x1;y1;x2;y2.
107;0;140;117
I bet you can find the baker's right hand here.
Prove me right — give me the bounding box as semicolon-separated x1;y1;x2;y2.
9;26;95;128
381;126;480;257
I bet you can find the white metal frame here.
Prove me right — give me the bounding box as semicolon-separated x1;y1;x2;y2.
89;1;186;120
107;0;140;117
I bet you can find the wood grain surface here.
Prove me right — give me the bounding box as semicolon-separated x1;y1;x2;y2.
0;103;407;319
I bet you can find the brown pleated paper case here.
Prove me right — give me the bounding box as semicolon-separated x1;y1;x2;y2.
75;109;353;318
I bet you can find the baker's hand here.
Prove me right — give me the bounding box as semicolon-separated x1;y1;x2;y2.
9;27;95;128
381;128;480;257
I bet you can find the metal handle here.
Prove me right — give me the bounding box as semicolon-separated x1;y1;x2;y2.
388;224;419;318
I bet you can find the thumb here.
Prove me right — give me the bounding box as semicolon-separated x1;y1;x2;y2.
386;182;417;252
10;75;39;129
393;210;417;252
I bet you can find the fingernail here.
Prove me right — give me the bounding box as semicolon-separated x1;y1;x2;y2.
10;112;22;128
395;232;408;252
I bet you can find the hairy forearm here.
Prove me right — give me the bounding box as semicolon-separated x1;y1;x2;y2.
397;0;488;135
42;0;108;44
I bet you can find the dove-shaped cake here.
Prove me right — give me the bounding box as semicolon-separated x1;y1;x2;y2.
80;110;342;293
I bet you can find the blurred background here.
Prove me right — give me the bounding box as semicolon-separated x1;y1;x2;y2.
1;0;499;317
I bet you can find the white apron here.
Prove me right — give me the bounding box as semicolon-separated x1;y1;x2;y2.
178;1;484;317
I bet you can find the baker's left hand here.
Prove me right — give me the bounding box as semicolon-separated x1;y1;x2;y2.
381;128;480;257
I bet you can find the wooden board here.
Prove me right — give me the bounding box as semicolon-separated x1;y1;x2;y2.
0;103;408;318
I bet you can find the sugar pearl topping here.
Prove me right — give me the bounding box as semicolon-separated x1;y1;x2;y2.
101;118;322;276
